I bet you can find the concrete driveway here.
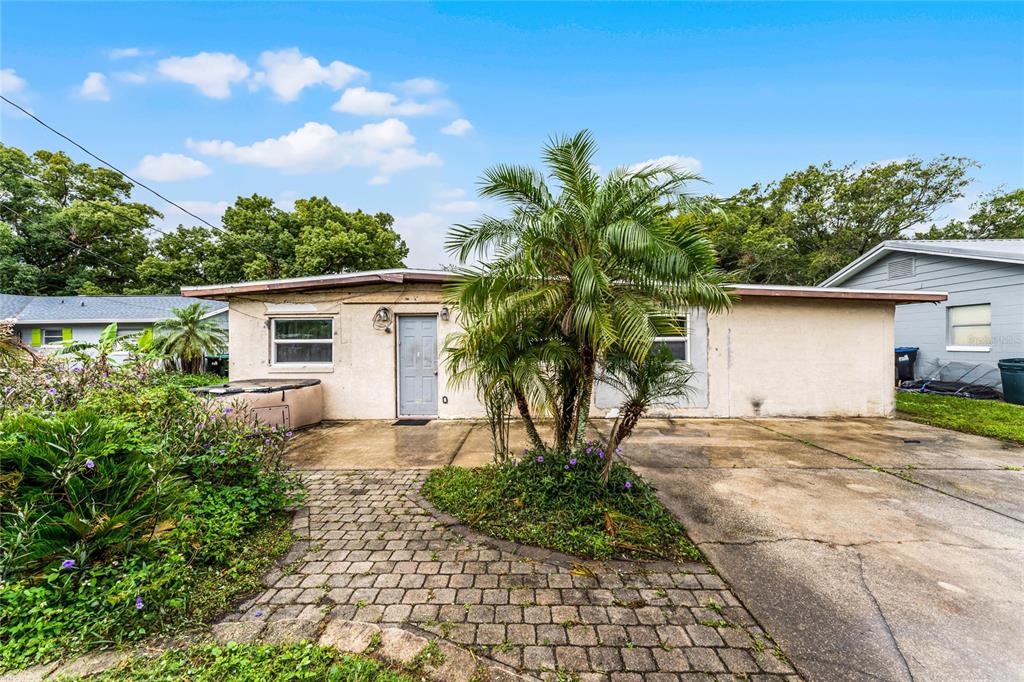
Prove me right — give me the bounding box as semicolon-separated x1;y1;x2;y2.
608;418;1024;682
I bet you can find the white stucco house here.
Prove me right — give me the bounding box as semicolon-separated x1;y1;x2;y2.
1;294;227;356
182;268;945;421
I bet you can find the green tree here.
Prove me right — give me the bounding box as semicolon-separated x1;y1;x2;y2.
693;156;977;285
445;130;732;458
0;144;157;294
153;304;228;374
915;188;1024;239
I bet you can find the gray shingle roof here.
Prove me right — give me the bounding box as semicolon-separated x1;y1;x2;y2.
0;294;226;323
821;239;1024;286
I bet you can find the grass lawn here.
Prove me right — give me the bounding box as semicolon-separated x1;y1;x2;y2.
423;451;700;562
81;642;413;682
896;392;1024;444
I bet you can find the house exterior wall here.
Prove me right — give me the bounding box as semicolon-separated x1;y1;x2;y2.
225;284;896;420
836;252;1024;389
226;284;486;421
15;311;228;358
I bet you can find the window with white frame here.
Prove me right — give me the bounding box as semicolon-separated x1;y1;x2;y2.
42;328;64;346
947;304;991;350
653;314;688;362
271;318;334;364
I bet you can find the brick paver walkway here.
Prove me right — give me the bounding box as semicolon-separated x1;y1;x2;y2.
224;470;799;681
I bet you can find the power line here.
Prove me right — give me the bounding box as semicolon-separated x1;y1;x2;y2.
1;201;142;282
0;160;278;268
1;94;225;234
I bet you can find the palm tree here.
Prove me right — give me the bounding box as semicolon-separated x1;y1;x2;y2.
154;303;227;374
445;130;732;456
599;345;695;480
0;318;35;368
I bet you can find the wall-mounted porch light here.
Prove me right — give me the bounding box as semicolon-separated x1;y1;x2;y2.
373;306;392;333
440;306;450;321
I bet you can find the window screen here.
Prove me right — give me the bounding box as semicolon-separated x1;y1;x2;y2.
948;304;991;347
272;318;333;364
42;329;64;345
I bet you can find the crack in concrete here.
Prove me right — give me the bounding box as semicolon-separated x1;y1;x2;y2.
854;549;915;682
702;536;1020;551
742;419;1024;526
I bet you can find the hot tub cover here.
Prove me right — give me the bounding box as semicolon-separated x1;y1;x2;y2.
193;378;322;395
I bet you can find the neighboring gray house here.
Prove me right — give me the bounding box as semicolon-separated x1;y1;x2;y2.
0;294;227;356
821;239;1024;390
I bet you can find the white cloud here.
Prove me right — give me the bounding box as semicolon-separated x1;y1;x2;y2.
250;48;365;102
78;72;111;101
435;187;466;199
434;200;481;213
441;118;473;136
394;211;452;269
395;77;444;96
158;52;250;98
108;47;146;59
332;86;448;117
626;155;702;176
135;153;212;182
369;175;390;186
114;71;147;84
1;68;28;96
188;119;441;181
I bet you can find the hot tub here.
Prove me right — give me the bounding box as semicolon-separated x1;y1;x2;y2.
193;378;323;430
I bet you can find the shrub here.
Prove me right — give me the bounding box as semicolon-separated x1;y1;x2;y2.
0;408;187;578
0;352;302;670
423;442;700;561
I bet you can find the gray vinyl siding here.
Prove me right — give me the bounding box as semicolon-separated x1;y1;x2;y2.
840;252;1024;389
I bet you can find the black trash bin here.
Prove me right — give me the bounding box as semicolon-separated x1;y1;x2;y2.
205;353;229;377
895;346;919;384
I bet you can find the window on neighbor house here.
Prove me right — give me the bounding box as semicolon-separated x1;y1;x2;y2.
42;328;64;346
947;304;991;350
271;318;333;364
653;314;688;362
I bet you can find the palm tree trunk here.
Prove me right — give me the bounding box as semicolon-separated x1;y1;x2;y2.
573;347;596;447
512;386;545;451
602;402;642;483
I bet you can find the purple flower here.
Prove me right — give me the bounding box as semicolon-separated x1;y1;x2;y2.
597;449;605;459
135;596;144;610
585;447;592;454
271;426;277;433
523;448;529;454
254;610;264;617
218;449;226;455
564;464;569;470
61;559;76;569
615;447;623;455
85;459;95;469
569;458;577;466
264;438;272;445
624;481;632;490
285;431;293;438
47;387;57;395
223;407;234;415
535;455;544;463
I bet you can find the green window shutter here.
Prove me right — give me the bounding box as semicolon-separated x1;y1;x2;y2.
62;327;73;342
31;328;41;346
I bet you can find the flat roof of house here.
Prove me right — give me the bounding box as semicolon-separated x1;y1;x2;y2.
182;268;946;304
0;294;226;324
820;238;1024;287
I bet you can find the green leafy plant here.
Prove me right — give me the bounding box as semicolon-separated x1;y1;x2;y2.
153;303;227;374
444;130;732;468
423;446;701;562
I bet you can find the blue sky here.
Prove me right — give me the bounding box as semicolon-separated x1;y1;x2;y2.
2;2;1022;268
